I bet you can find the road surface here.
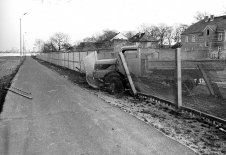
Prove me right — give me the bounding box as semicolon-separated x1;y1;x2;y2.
0;57;197;155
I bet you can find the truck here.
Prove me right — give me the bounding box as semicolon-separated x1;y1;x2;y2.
83;46;226;97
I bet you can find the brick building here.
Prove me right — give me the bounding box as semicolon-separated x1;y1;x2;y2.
181;15;226;59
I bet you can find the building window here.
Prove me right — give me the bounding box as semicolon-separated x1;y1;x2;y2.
218;46;222;52
218;33;223;41
192;35;195;42
185;36;188;42
205;41;209;47
206;29;210;35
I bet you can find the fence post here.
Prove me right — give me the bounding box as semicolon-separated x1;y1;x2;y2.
63;52;65;67
60;52;61;66
79;51;81;71
73;51;74;70
68;52;69;68
176;48;182;108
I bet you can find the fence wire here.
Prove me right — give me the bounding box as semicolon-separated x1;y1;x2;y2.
123;50;226;120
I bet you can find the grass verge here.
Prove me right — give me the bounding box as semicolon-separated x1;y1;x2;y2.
0;58;24;113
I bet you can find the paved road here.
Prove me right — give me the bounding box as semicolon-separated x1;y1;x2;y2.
0;57;197;155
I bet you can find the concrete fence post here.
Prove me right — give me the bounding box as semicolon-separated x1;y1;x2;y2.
176;48;182;108
57;52;59;66
63;52;65;67
68;52;69;68
79;51;81;70
73;51;74;70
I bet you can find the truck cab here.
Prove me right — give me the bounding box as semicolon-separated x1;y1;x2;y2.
83;46;138;94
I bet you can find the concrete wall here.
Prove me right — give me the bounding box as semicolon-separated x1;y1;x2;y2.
36;47;215;77
37;52;83;72
141;48;208;61
36;51;99;73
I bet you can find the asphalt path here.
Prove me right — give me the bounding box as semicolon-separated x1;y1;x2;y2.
0;57;197;155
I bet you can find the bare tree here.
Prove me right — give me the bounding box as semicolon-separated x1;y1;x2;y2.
83;33;100;42
164;26;174;46
96;30;118;42
194;11;210;21
41;41;57;53
34;39;44;52
83;35;98;42
158;24;170;47
139;23;175;47
82;30;117;43
173;24;189;43
50;32;70;52
123;31;136;39
62;43;73;51
139;24;160;40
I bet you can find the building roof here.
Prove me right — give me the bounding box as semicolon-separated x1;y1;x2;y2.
129;33;158;42
182;15;226;35
96;32;119;43
110;33;128;41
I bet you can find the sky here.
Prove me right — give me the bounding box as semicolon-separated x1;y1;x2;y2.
0;0;226;51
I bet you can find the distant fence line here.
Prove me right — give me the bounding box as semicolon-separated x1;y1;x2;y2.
36;49;116;72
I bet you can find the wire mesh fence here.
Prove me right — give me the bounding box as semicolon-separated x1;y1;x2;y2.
123;48;226;120
181;60;226;119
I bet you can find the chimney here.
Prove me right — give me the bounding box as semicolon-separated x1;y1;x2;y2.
204;16;209;22
210;15;214;21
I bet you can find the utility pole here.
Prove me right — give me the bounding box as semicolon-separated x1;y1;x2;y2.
23;32;27;57
19;13;27;60
20;18;22;59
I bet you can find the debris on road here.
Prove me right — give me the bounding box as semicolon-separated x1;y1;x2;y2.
4;87;32;99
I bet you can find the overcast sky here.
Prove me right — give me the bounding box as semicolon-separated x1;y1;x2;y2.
0;0;226;51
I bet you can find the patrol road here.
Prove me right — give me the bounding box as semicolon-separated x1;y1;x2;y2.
0;57;197;155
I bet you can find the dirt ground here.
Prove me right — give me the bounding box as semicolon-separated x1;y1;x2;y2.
0;57;22;113
35;57;226;155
